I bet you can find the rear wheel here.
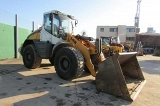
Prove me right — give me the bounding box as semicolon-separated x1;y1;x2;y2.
54;47;84;80
22;44;42;69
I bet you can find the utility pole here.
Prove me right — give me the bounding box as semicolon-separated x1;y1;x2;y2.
15;14;18;58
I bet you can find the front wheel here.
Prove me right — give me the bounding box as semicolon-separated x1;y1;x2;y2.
22;44;42;69
54;47;84;80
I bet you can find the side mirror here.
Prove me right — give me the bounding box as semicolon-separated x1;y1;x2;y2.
75;19;78;27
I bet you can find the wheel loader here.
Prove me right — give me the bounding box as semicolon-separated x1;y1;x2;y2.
101;36;135;54
19;10;146;101
101;36;123;57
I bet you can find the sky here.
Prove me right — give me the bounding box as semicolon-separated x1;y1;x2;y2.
0;0;160;38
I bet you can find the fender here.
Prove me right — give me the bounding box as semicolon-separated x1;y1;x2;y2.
51;42;71;59
20;40;53;59
19;40;35;55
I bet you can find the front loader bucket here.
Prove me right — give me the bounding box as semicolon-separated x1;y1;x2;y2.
96;52;146;101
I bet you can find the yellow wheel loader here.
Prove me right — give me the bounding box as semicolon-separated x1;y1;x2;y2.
101;37;135;55
19;10;146;101
101;37;123;57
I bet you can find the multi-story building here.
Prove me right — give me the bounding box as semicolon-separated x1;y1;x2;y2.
96;25;138;44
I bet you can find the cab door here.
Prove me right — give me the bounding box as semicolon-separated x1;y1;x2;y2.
40;13;62;44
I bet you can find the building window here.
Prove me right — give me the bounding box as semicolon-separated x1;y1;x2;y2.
126;28;135;32
126;37;135;41
110;28;118;32
100;28;104;32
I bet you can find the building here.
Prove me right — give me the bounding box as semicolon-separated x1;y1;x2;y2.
136;33;160;48
147;27;156;33
96;25;139;44
136;33;160;54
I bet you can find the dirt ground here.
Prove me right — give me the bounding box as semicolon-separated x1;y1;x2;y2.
0;55;160;106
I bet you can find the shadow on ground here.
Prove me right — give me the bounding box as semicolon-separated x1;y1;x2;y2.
0;62;132;106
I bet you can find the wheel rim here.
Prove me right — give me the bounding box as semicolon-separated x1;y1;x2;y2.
25;51;31;63
59;56;70;72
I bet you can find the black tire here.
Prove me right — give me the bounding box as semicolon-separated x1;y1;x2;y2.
54;47;84;80
22;44;42;69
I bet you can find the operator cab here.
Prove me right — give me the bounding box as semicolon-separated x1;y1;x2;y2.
40;10;77;44
101;36;119;46
101;37;110;46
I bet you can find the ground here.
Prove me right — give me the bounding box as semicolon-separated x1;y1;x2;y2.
0;55;160;106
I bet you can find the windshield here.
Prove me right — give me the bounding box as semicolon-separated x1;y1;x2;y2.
58;14;73;34
102;37;110;45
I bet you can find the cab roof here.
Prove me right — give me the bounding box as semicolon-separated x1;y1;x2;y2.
44;10;75;19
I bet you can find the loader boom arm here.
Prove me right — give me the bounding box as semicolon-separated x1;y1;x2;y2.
66;34;98;77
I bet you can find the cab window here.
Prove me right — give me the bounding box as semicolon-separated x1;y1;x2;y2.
44;14;52;34
52;14;60;37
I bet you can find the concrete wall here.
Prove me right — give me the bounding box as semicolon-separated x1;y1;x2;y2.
0;23;14;59
18;27;31;49
0;23;31;60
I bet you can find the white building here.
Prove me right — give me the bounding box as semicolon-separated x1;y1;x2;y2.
96;25;139;44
